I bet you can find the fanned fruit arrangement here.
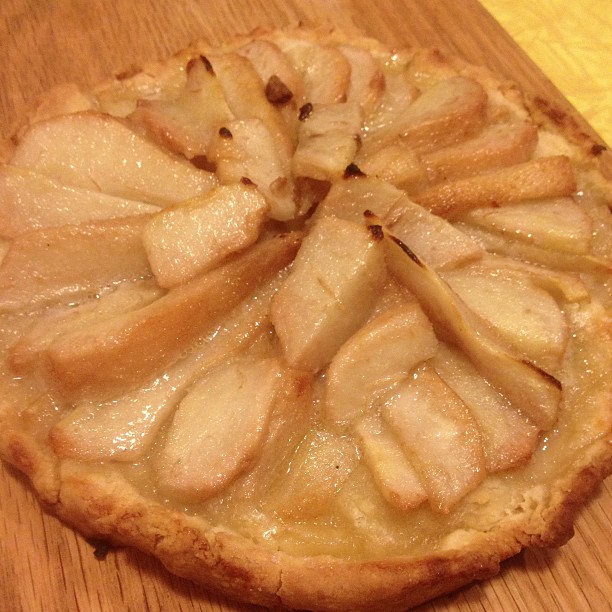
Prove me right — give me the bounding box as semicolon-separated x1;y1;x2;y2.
0;27;611;611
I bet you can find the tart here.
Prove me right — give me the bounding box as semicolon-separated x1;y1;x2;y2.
0;27;610;611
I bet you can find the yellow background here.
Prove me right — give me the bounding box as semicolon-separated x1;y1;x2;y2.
481;0;611;145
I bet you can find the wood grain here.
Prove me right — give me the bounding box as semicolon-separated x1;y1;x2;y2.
0;1;610;611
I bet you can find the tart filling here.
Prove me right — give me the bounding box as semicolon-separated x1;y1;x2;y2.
0;28;610;611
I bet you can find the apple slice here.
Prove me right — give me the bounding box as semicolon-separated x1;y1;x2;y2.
9;281;162;376
45;232;301;401
236;38;304;143
339;45;386;116
270;35;351;104
364;76;488;154
383;364;486;513
312;176;404;224
354;414;428;511
354;143;428;192
457;222;612;274
49;278;278;461
271;217;385;372
208;52;294;161
292;102;363;181
209;119;296;220
431;344;540;472
10;111;218;205
0;215;152;313
442;264;569;373
129;55;235;159
413;155;576;217
460;197;593;255
422;120;538;183
156;358;282;501
143;183;269;287
314;176;482;270
265;428;359;518
324;303;438;426
366;215;562;429
0;165;159;238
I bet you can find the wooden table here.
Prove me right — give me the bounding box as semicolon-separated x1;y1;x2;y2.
0;1;610;610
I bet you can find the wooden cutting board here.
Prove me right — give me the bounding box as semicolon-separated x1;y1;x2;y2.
0;1;610;611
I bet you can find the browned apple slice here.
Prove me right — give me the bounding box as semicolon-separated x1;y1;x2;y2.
292;102;363;181
363;76;488;155
431;344;540;472
208;52;294;161
209;119;296;220
442;264;569;373
9;281;162;375
156;358;283;500
129;55;235;159
236;38;304;143
413;155;577;217
354;415;428;511
49;279;278;461
271;217;385;372
461;197;593;255
422;120;538;183
324;303;438;426
265;428;359;518
383;364;486;513
143;183;269;287
0;216;152;313
0;165;159;238
10;111;218;205
367;216;562;429
45;232;301;401
314;176;482;269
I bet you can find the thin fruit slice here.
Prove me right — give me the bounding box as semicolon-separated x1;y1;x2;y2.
292;102;363;181
363;76;488;154
143;183;269;287
413;155;576;217
45;232;301;401
383;364;486;513
442;265;569;373
10;111;218;205
0;165;159;238
354;414;427;511
422;120;538;183
461;197;593;255
431;344;540;472
271;217;385;372
366;215;562;429
156;358;282;500
49;279;277;461
210;118;295;220
130;55;235;159
0;216;152;313
324;303;438;426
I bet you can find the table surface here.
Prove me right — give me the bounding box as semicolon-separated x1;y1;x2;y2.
0;1;610;611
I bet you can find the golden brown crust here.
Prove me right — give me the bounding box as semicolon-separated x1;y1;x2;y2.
0;26;610;611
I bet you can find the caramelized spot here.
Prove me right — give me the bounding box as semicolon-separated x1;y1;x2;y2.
368;224;384;242
219;126;233;139
265;75;293;106
299;102;313;121
344;163;365;178
591;143;607;156
392;235;424;267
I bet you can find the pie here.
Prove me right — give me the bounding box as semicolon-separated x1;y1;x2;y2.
0;27;610;611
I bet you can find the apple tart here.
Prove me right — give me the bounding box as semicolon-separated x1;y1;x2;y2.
0;27;611;611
